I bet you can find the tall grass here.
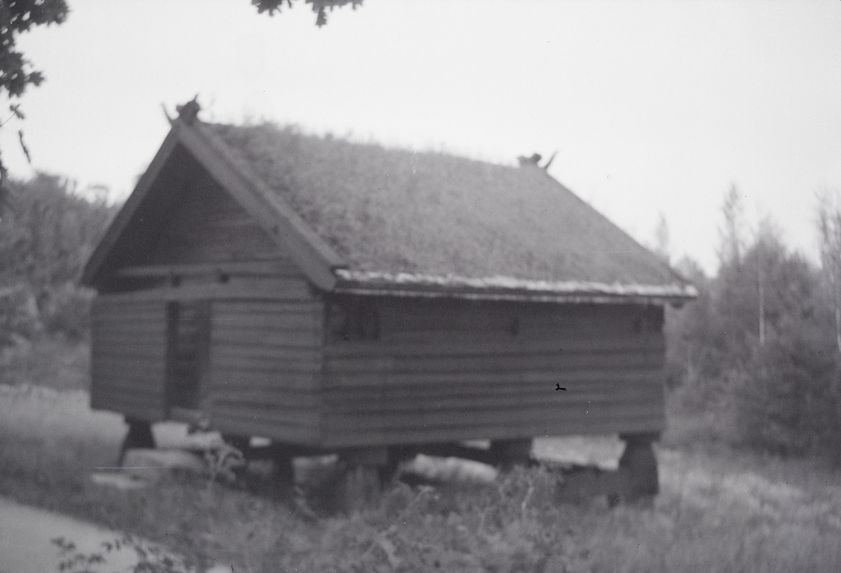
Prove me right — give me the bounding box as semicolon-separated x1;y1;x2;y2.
2;376;841;572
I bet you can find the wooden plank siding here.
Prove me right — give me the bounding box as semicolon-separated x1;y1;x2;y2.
90;277;324;440
149;164;282;265
320;298;666;447
90;297;168;420
206;299;324;444
91;158;327;440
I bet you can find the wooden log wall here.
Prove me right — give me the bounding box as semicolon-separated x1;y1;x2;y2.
90;297;168;420
93;159;325;441
321;298;666;448
207;299;323;444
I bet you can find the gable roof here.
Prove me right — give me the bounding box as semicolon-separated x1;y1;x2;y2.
81;117;345;290
84;111;696;303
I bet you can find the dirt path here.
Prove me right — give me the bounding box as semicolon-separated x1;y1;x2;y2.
0;496;141;573
0;496;231;573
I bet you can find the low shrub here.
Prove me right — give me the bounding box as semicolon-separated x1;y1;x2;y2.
41;283;95;341
730;324;841;460
0;335;90;390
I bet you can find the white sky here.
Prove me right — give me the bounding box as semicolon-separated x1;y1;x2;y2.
2;0;840;274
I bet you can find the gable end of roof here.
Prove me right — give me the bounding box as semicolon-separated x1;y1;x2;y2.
82;118;347;291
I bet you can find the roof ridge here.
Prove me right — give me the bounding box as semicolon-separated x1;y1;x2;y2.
206;119;534;173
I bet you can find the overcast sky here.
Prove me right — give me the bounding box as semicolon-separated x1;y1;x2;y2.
2;0;840;274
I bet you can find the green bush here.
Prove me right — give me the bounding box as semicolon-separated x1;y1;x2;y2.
41;283;94;341
0;284;41;344
0;336;90;390
729;318;841;459
0;173;115;345
667;217;841;462
266;468;591;573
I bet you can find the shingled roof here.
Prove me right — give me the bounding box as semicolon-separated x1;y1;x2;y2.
201;122;695;302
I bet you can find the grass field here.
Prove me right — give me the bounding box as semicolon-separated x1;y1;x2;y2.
2;340;841;572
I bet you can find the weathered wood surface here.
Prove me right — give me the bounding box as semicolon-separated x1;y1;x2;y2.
92;143;307;292
207;300;324;444
92;277;314;303
167;300;211;410
87;129;336;439
116;261;301;279
321;298;666;447
179;121;344;290
150;168;281;265
82;132;183;286
90;298;168;420
86;123;345;291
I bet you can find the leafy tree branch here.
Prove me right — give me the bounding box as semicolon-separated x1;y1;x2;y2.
251;0;362;27
0;0;69;204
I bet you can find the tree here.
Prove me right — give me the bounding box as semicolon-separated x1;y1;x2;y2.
816;189;841;353
669;204;840;455
0;173;115;342
0;0;70;204
754;217;777;346
664;256;714;390
718;183;746;268
0;0;357;206
252;0;362;27
652;211;670;264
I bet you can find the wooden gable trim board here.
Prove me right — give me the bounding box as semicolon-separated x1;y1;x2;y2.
115;261;298;279
82;118;346;291
92;278;314;303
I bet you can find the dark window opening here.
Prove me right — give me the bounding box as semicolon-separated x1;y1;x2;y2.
328;298;380;342
632;305;664;334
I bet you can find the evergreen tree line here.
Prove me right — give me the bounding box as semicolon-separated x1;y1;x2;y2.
666;186;841;460
0;174;116;344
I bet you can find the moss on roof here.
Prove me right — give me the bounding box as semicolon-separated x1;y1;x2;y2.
206;122;686;288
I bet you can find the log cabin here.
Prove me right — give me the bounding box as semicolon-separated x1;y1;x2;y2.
82;101;696;504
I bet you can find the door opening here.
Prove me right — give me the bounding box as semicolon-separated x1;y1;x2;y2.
166;300;210;417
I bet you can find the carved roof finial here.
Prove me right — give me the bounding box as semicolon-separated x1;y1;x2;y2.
517;153;543;167
175;94;201;125
518;151;558;171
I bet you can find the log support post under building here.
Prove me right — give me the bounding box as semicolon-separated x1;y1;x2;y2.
490;438;533;470
617;432;659;501
380;445;416;483
272;444;296;488
118;417;156;466
337;447;387;512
